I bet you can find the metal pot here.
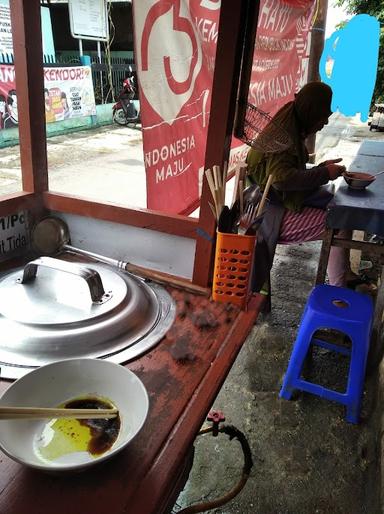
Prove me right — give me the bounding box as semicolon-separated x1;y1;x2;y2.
0;257;176;379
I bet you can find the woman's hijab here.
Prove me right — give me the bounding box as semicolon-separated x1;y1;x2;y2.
268;81;332;146
294;82;332;134
249;81;333;168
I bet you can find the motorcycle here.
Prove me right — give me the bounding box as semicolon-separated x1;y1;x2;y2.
112;73;141;127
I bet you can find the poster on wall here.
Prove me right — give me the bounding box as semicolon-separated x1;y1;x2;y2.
0;0;12;54
0;64;96;129
0;211;29;261
134;0;315;215
43;66;97;122
0;0;55;57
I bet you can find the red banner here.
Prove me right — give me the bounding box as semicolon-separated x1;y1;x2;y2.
249;0;315;113
133;0;220;215
229;0;316;167
134;0;315;215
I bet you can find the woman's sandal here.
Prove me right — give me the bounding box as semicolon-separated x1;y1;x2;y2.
346;272;376;287
355;282;378;296
346;277;371;288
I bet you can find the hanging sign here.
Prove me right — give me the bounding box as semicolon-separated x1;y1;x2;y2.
0;211;29;261
68;0;108;41
0;0;12;54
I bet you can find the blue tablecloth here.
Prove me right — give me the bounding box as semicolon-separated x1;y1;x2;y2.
326;141;384;236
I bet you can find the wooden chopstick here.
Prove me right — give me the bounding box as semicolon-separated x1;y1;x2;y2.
222;161;228;205
213;165;220;190
205;168;219;219
239;179;244;215
212;165;222;216
205;168;215;198
208;201;217;219
213;164;223;205
205;164;229;220
231;167;240;208
219;163;226;206
0;406;118;420
214;187;222;220
256;173;273;217
230;163;247;208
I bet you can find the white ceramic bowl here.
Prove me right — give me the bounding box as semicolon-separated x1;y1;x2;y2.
0;359;149;472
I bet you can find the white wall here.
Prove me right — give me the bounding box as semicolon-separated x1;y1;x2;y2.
55;211;196;279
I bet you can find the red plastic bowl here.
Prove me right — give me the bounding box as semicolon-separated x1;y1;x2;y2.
343;172;376;190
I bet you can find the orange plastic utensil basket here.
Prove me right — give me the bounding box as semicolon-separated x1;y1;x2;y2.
212;231;256;309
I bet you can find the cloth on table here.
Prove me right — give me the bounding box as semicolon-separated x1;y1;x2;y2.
248;183;334;292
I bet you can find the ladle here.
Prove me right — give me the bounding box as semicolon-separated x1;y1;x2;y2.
31;217;210;297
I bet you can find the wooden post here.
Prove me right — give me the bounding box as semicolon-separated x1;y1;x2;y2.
233;0;260;139
315;227;334;284
192;0;250;287
10;0;48;193
306;0;329;160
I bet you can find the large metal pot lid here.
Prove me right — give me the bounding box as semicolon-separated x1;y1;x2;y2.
0;257;176;379
0;257;130;325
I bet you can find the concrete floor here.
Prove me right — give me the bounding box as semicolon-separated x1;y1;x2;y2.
175;241;380;514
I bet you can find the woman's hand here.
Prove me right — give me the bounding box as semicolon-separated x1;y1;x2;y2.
317;157;346;179
318;157;343;167
327;163;346;180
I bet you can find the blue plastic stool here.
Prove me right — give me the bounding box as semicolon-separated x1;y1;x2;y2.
279;284;374;423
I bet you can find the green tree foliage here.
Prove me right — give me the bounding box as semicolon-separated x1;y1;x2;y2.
335;0;384;106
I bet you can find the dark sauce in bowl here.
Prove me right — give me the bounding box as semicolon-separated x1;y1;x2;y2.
36;396;122;463
64;397;121;455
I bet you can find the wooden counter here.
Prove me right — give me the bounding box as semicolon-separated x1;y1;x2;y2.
0;280;263;514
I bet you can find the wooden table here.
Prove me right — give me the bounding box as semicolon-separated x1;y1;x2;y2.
0;264;263;514
316;140;384;344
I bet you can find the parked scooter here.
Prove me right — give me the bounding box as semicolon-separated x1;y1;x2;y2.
112;70;140;127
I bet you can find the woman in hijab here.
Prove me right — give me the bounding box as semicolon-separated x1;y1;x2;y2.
246;81;355;290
